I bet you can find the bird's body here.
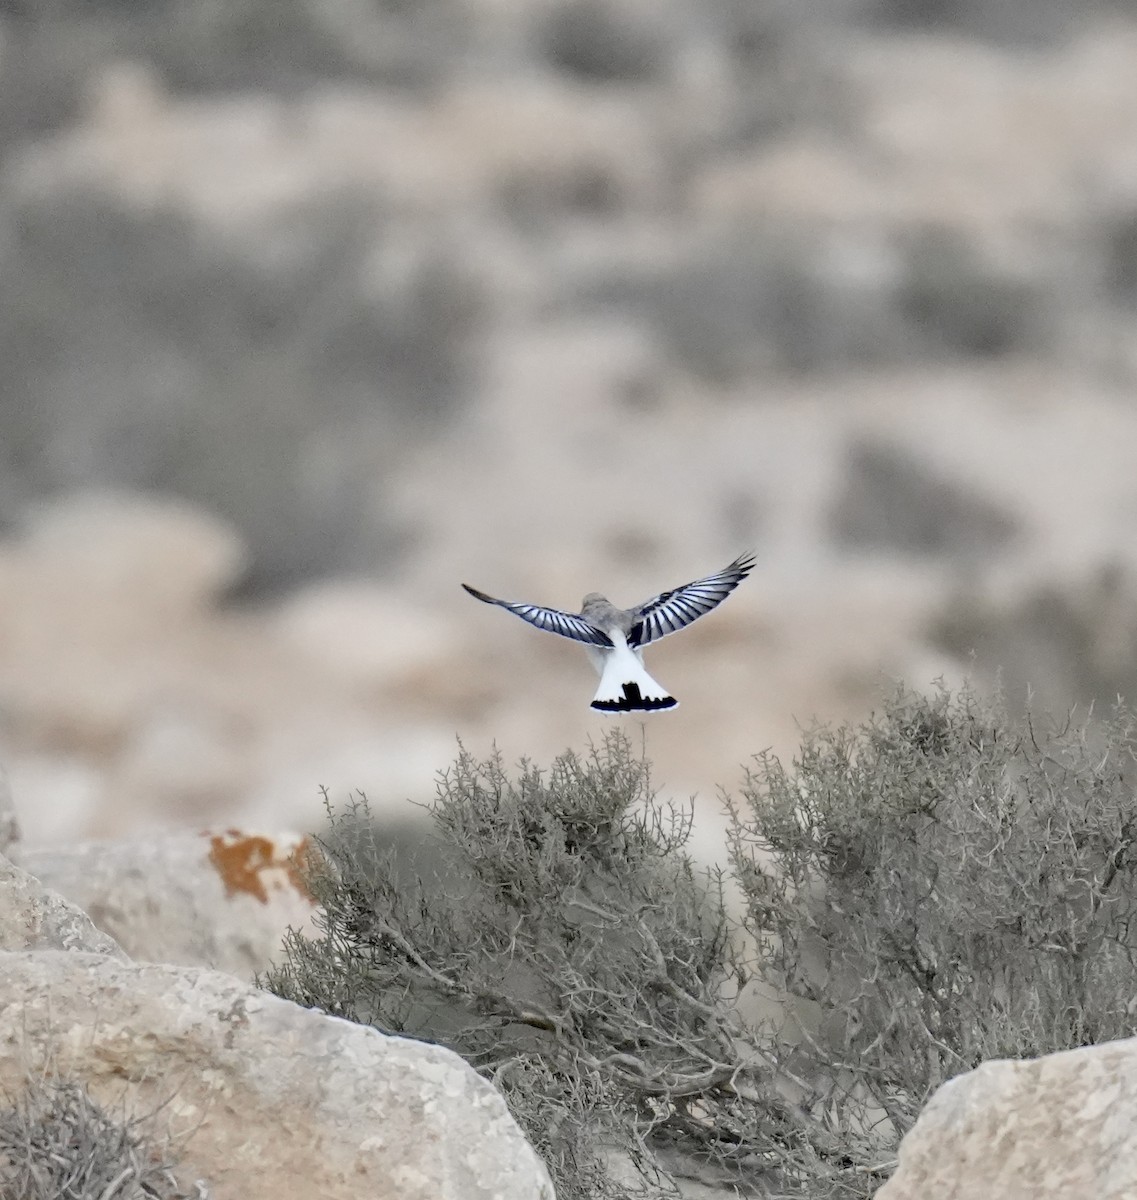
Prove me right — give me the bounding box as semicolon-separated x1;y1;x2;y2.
462;553;755;713
578;594;676;712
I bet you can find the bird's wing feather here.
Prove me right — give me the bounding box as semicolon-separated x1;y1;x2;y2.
629;553;755;647
462;584;614;647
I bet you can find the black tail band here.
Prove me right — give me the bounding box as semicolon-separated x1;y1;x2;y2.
591;681;677;713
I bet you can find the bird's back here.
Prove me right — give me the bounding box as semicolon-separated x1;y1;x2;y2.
580;595;634;636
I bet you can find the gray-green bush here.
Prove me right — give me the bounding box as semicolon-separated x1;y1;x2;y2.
0;187;485;592
0;1073;202;1199
268;739;752;1198
267;686;1137;1198
728;686;1137;1189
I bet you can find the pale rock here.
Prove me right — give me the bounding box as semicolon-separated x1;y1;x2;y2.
113;704;250;816
242;727;455;830
273;583;462;690
0;950;555;1200
22;490;245;611
20;830;317;980
4;755;103;845
0;766;19;853
877;1039;1137;1200
698;26;1137;249
13;65;664;229
0;853;125;958
0;493;250;820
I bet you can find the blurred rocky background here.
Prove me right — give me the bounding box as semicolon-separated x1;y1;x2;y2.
2;0;1137;847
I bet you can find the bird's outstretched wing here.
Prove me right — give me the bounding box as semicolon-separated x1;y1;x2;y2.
462;584;614;647
629;552;755;647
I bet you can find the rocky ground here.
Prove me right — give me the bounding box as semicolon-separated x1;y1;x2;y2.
2;742;1134;1200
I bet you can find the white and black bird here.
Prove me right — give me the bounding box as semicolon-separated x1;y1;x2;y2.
462;553;755;713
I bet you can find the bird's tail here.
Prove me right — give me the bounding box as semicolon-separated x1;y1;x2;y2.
590;640;677;714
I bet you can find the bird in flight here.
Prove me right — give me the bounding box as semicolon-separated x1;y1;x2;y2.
462;552;755;713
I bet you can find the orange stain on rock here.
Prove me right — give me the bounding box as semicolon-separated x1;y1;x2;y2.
206;829;315;904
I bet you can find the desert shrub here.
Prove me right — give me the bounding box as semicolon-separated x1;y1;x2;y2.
1102;206;1137;309
929;564;1137;717
268;690;1137;1197
576;228;894;382
828;439;1020;559
727;684;1137;1187
572;217;1059;384
136;0;469;94
0;186;485;592
863;0;1079;46
536;0;673;84
893;226;1053;360
0;1072;203;1199
0;0;460;110
267;736;782;1198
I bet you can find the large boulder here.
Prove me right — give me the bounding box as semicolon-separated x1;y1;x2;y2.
20;829;316;980
0;950;554;1200
0;853;124;958
877;1039;1137;1199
